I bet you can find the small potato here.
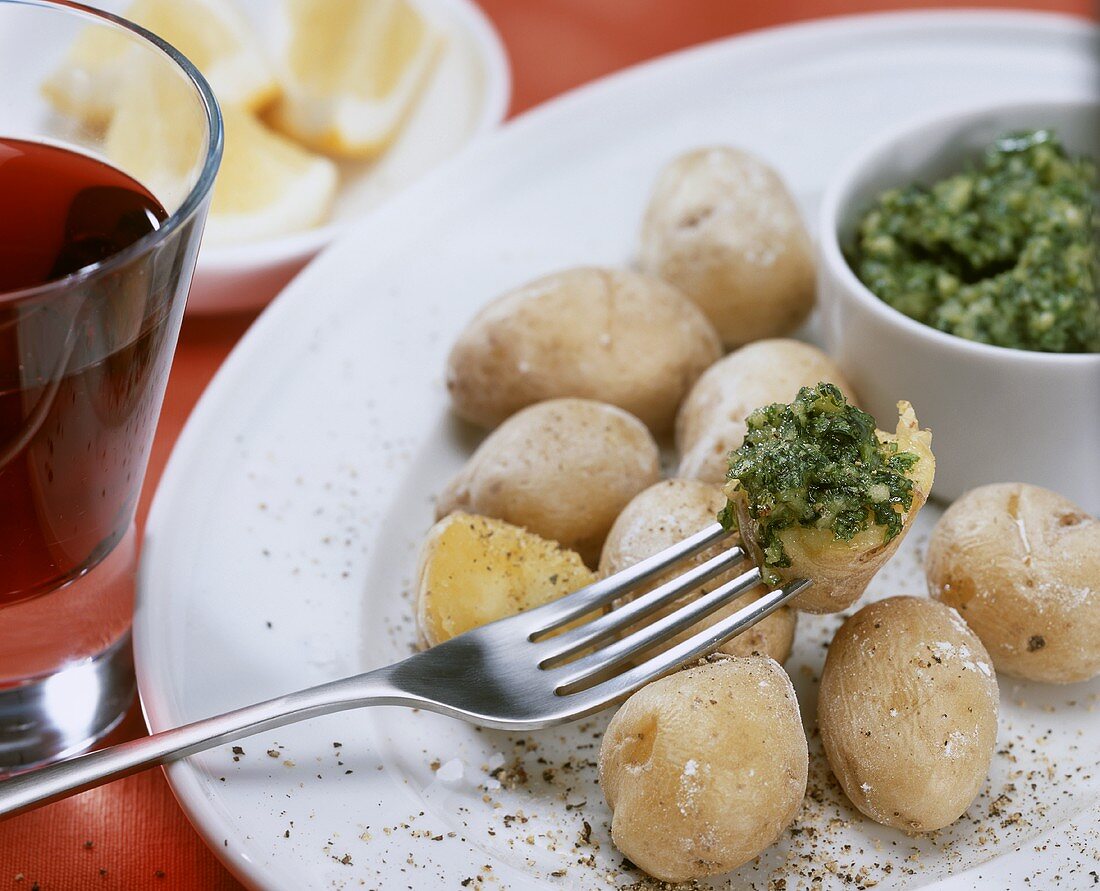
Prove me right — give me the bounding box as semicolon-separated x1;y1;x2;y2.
600;479;796;662
446;267;722;433
732;402;935;614
599;657;807;882
639;147;815;347
676;339;856;483
818;596;999;832
436;399;660;566
926;483;1100;684
415;512;595;646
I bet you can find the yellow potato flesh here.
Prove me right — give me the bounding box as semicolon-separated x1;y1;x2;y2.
416;512;596;647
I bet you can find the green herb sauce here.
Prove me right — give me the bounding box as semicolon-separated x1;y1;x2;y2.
720;383;919;580
852;129;1099;353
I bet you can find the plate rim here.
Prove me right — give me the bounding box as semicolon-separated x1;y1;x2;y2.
136;9;1099;890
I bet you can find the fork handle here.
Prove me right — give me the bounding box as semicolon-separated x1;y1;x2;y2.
0;666;408;819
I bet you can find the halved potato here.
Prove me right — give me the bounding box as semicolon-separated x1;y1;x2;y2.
731;401;935;614
415;512;596;647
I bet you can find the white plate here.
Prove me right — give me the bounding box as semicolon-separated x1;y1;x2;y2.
138;11;1100;890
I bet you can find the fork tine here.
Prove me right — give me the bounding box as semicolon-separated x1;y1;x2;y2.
519;522;732;636
552;564;765;691
537;544;746;665
565;578;811;703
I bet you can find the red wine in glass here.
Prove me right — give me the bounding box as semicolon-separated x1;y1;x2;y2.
0;0;220;774
0;138;174;682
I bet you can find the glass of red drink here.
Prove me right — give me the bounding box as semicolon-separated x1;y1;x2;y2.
0;0;222;771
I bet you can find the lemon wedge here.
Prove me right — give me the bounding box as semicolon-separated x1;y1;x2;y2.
266;0;443;158
105;73;336;247
44;0;278;125
203;106;339;246
103;58;208;211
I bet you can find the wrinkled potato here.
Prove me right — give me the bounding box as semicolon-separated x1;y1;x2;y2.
926;483;1100;684
446;267;722;433
415;512;596;646
599;479;796;662
818;596;999;832
599;656;807;882
676;339;856;483
436;398;660;566
639;147;815;347
731;402;935;614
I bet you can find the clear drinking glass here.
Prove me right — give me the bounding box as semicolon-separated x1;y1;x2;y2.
0;0;222;771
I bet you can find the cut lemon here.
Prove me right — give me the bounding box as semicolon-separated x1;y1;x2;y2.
106;78;336;246
266;0;443;158
44;0;278;126
203;106;338;246
103;57;208;211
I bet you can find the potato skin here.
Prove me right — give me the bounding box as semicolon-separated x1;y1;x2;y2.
599;657;807;882
818;596;998;832
926;483;1100;684
415;513;596;647
436;398;660;566
676;339;856;483
732;401;935;614
639;147;815;348
600;479;796;662
446;267;722;433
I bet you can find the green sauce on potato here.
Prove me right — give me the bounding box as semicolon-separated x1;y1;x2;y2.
851;129;1099;353
720;383;919;582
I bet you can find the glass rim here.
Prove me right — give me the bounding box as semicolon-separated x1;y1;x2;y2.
0;0;224;305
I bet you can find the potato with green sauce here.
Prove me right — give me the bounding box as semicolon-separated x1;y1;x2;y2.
446;267;721;434
926;482;1100;684
437;398;660;567
722;383;934;613
676;338;856;483
416;513;595;646
599;656;807;882
600;479;796;662
818;596;999;832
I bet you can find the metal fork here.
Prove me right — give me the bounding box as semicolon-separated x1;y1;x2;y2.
0;521;808;818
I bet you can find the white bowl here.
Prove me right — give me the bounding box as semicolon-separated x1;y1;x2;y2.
187;0;510;314
819;98;1100;513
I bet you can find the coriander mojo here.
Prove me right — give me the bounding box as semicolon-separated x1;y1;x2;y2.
851;129;1099;353
719;382;920;585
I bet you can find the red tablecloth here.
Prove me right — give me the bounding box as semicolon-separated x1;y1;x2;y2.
1;1;1089;887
